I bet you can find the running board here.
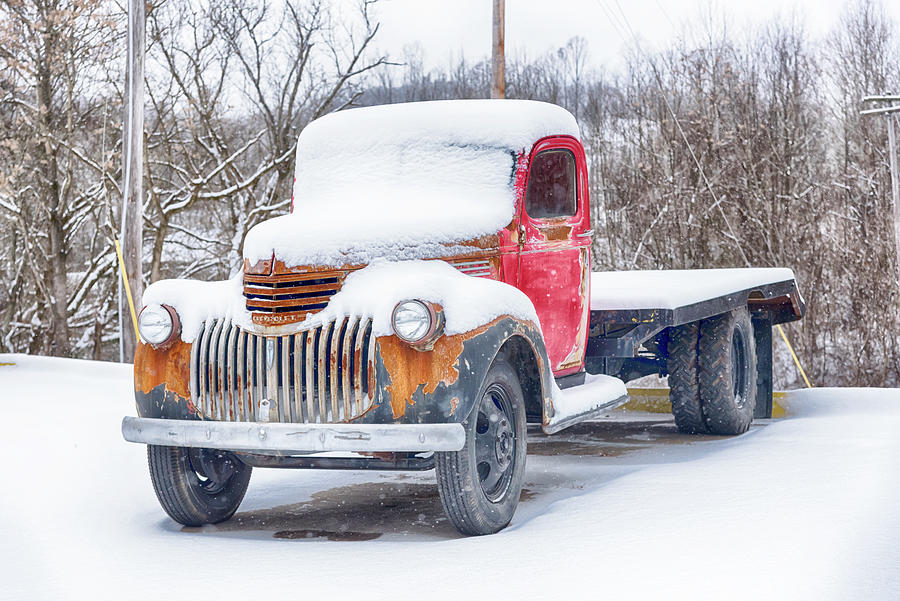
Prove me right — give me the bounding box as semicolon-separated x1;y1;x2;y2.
544;374;630;435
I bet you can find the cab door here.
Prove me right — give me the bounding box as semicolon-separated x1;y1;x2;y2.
516;136;591;376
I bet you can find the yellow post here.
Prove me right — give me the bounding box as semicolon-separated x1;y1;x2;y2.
115;239;141;343
776;324;812;388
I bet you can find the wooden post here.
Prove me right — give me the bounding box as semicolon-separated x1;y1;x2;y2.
491;0;505;99
119;0;145;362
887;113;900;283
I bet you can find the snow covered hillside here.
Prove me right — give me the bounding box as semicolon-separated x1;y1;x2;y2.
1;354;898;600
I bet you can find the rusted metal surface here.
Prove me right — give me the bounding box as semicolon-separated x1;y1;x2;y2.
371;315;556;427
134;340;197;419
376;329;469;420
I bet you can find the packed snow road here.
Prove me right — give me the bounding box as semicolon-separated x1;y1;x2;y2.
1;354;898;600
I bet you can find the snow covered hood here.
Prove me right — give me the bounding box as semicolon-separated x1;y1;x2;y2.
243;100;580;268
141;260;540;343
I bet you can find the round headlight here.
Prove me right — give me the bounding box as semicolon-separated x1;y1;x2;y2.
392;300;435;344
138;303;176;346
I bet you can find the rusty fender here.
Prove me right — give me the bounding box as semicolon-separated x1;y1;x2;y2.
134;340;200;421
362;315;556;426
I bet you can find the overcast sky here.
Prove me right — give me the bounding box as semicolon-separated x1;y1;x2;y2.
369;0;900;72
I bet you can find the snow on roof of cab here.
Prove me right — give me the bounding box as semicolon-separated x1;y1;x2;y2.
296;99;580;154
243;100;580;268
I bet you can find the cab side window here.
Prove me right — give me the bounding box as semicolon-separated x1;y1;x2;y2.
524;149;577;219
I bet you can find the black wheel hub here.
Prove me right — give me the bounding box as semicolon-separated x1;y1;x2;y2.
731;330;747;408
187;448;238;495
474;383;517;502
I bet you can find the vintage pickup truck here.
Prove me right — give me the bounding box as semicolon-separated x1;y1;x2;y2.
122;99;804;535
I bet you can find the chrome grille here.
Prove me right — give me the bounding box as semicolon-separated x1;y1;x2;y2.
190;318;376;424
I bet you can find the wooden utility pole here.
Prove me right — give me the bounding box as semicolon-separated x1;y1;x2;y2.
861;96;900;288
119;0;145;362
491;0;505;99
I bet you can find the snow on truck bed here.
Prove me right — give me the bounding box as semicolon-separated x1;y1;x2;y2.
243;99;579;268
2;354;899;601
590;267;796;311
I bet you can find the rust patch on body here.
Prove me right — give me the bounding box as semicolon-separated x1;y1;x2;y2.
134;340;194;408
377;334;465;419
377;319;500;419
542;224;572;242
449;397;460;416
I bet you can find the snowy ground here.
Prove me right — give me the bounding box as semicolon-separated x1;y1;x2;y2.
1;353;898;600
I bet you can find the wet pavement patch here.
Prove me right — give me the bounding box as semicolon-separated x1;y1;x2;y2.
186;481;461;540
273;529;382;541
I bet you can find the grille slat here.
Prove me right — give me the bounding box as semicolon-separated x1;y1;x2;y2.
343;317;358;417
330;317;344;422
190;319;375;424
245;270;346;325
305;328;316;422
317;322;331;422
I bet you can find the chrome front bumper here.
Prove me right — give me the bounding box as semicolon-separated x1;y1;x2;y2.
121;417;466;453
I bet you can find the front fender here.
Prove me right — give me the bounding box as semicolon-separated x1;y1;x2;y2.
359;315;555;426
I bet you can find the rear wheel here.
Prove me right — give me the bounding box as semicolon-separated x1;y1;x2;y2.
698;307;757;434
668;321;708;434
668;307;757;435
147;445;251;527
435;358;526;535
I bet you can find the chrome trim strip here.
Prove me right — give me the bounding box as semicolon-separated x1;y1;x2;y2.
353;318;367;413
330;317;344;422
189;323;201;415
342;316;357;418
236;330;246;421
305;327;316;422
293;332;304;423
317;321;331;422
452;260;490;268
198;319;214;418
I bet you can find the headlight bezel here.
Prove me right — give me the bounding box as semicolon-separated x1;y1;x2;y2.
138;303;181;348
391;299;444;349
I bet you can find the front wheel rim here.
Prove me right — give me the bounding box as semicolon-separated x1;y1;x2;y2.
187;448;239;495
473;382;517;502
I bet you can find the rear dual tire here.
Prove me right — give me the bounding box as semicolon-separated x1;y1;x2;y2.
668;307;757;435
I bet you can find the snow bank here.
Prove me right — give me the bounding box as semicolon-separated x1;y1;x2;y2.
243;100;580;268
5;356;899;601
590;267;796;310
305;259;540;337
140;275;251;343
780;387;900;417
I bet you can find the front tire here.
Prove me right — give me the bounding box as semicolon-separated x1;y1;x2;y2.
147;445;251;527
435;358;527;536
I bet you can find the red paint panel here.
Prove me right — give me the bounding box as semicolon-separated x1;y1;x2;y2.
514;136;591;375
